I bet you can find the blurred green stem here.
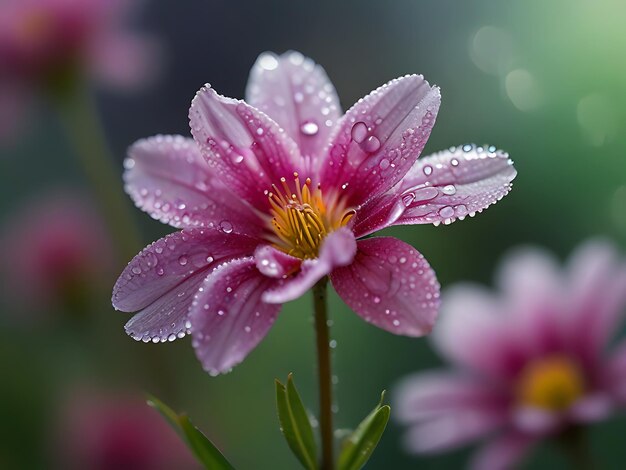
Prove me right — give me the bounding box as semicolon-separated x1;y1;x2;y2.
313;277;334;470
55;81;141;261
557;425;593;470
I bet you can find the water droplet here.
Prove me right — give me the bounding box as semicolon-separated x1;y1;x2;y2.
373;296;381;304
131;266;141;275
451;158;459;167
423;165;433;176
329;339;337;348
392;319;401;327
300;120;319;136
219;221;233;233
363;135;381;153
258;53;278;70
439;206;455;218
178;256;188;266
379;158;390;170
156;267;164;276
244;326;251;333
442;184;457;195
463;144;473;152
168;333;176;342
232;154;244;164
256;128;264;136
411;187;439;202
217;309;225;316
350;121;368;143
206;255;214;263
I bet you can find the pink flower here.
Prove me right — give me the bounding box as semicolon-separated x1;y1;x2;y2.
393;240;626;470
1;190;114;316
54;389;196;470
112;51;516;375
0;0;160;139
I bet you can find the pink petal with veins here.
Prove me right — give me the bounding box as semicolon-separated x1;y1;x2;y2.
190;258;281;375
112;228;258;342
254;244;301;279
189;85;302;211
246;51;341;170
353;144;516;236
321;74;440;207
331;237;439;336
262;228;356;304
125;135;265;236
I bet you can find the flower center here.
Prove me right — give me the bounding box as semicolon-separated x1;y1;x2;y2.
267;173;354;259
516;355;585;411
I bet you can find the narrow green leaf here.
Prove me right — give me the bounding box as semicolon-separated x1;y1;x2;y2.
275;374;317;470
337;391;391;470
147;394;236;470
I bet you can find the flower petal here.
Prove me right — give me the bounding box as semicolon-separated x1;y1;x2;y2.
393;370;508;423
330;237;440;336
112;228;258;342
254;244;302;278
189;85;302;211
262;228;357;304
565;239;626;360
353;144;516;236
124;135;265;235
403;410;506;454
245;51;341;167
469;433;535;470
321;75;440;207
432;285;520;381
511;407;561;434
189;258;281;375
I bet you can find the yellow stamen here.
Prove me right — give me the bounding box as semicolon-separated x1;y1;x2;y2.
516;355;585;411
267;173;354;259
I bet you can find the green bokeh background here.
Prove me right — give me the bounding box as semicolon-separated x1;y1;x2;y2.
2;0;626;468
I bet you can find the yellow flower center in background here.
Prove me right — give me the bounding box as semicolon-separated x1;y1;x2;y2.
516;355;585;411
267;173;354;260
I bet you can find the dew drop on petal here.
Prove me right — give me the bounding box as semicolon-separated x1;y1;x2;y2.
350;121;368;143
423;165;433;176
258;53;278;70
363;135;381;153
379;158;390;169
156;267;164;276
439;206;455;218
178;256;188;266
442;184;457;195
300;120;319;136
219;221;233;233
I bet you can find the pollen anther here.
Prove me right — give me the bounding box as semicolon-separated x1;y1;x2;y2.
267;174;354;259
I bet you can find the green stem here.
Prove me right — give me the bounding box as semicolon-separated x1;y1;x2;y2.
312;277;334;470
54;82;142;262
556;425;594;470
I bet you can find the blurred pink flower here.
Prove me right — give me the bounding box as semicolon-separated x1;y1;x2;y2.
394;240;626;470
55;389;197;470
1;190;114;315
0;0;160;138
112;51;516;375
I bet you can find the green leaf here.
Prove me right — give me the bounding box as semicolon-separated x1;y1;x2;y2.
275;374;318;470
147;394;236;470
337;391;391;470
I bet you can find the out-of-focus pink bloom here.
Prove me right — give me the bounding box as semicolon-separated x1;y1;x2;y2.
1;190;114;315
112;51;516;375
0;0;160;138
394;240;626;470
55;389;197;470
